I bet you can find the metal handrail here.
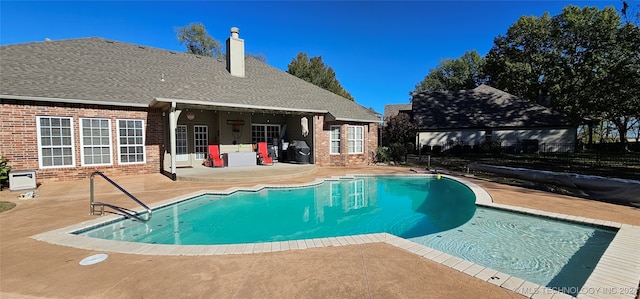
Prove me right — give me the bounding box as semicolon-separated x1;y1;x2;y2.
90;171;152;222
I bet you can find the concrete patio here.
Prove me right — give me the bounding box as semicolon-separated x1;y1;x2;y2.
1;166;639;298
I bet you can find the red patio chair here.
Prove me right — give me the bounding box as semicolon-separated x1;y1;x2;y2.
257;142;273;165
204;145;224;167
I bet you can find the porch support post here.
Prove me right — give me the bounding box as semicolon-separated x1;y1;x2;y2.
169;102;182;180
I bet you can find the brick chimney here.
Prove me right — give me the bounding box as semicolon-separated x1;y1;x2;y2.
226;27;245;78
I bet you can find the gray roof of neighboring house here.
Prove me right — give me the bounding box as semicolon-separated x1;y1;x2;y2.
383;104;412;120
411;84;574;130
0;37;379;122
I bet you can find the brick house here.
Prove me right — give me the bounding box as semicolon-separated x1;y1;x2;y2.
0;28;380;182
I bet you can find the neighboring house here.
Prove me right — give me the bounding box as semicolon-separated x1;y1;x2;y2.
382;103;412;126
381;103;412;146
388;84;577;153
0;28;380;182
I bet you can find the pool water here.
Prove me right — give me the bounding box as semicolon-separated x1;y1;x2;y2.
410;207;615;296
79;176;476;244
77;176;616;295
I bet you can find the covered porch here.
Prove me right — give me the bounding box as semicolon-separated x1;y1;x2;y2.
151;98;321;180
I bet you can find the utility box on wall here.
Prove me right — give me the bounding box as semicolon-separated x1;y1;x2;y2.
9;170;37;192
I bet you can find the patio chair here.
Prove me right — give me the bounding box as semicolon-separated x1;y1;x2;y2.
204;145;224;167
257;142;273;165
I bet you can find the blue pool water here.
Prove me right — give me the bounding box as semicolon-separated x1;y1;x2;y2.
77;176;616;295
79;176;476;244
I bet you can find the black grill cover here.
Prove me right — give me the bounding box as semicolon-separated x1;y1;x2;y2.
288;140;310;164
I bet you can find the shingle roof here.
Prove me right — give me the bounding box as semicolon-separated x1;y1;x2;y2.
411;84;574;130
383;104;412;120
0;37;379;122
382;103;412;126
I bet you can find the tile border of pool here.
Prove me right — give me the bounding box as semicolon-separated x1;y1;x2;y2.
31;174;640;299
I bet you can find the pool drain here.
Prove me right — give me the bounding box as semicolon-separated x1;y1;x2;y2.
79;253;109;266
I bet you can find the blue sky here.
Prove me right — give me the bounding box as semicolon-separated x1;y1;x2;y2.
0;1;621;114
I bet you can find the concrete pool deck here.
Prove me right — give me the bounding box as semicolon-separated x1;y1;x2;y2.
1;166;639;298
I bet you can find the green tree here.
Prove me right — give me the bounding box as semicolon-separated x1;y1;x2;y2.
483;12;556;108
176;23;222;58
484;5;640;145
595;21;640;144
287;52;354;101
414;50;486;93
383;112;416;145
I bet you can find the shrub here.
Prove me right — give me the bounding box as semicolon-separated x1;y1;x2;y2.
405;142;415;154
388;143;407;162
479;139;502;154
0;156;11;191
376;147;390;163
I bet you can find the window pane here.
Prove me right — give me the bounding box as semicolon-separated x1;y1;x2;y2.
80;118;111;165
117;119;144;164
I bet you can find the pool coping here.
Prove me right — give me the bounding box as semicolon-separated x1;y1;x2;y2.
31;173;640;299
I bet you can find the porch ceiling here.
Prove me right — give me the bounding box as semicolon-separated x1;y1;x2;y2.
150;97;326;116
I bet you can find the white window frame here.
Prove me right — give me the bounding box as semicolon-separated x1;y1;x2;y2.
347;179;365;209
330;125;341;154
194;125;208;160
329;181;342;207
176;125;188;161
348;125;364;154
80;118;112;166
36;116;76;168
116;119;146;164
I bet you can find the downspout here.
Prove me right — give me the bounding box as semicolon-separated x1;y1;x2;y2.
168;102;182;180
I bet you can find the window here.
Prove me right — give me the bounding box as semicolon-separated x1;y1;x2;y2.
347;179;365;209
485;129;493;142
117;119;145;164
329;181;342;207
80;118;112;166
176;125;188;161
348;125;364;154
37;116;75;168
251;124;280;144
330;126;341;154
194;125;208;160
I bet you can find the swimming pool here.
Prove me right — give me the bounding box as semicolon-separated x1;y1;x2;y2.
73;175;618;295
76;176;477;244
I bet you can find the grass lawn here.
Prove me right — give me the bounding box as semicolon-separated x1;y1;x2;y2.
0;201;16;213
